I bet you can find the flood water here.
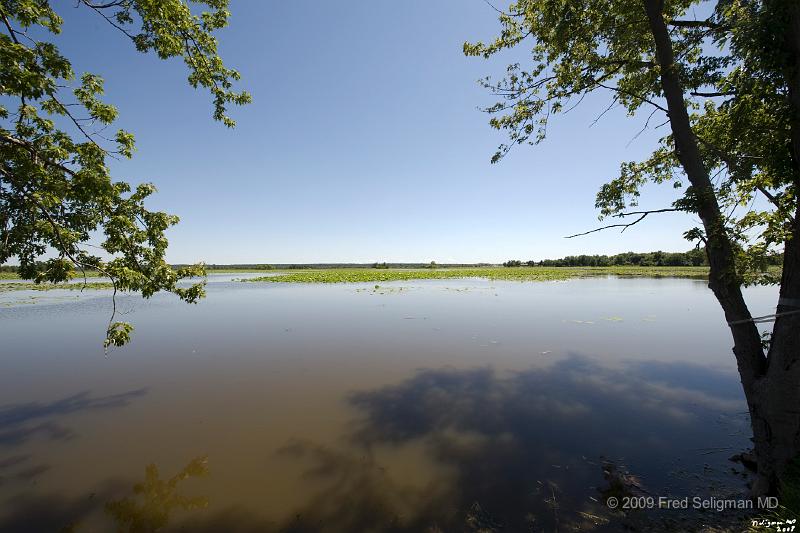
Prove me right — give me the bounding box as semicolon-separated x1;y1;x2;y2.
0;275;779;532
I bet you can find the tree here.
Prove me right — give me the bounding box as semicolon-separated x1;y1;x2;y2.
466;0;800;496
0;0;250;348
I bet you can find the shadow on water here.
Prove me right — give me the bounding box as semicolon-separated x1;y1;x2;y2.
0;389;149;532
0;358;755;532
338;355;752;531
0;389;148;446
175;354;753;532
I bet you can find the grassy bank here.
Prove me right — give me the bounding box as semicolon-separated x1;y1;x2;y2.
0;281;114;293
243;266;712;284
0;271;103;280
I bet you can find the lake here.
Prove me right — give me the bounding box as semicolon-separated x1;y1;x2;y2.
0;275;778;532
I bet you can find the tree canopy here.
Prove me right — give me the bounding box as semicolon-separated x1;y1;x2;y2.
465;0;795;286
0;0;250;347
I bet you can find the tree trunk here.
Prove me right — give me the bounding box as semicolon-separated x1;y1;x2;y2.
642;0;799;496
754;0;800;498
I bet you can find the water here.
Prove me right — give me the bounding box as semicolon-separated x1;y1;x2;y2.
0;276;779;531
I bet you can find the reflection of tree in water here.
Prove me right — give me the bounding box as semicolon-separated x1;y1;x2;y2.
0;456;209;533
0;358;755;532
46;456;209;533
271;439;450;532
266;355;749;532
105;456;209;533
182;355;752;532
342;355;749;530
0;389;148;446
0;388;153;533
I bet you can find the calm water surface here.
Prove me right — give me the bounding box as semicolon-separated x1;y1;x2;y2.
0;276;779;531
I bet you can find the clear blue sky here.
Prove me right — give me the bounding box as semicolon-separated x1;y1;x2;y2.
54;1;698;264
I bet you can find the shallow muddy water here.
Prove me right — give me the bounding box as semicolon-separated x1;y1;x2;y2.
0;276;779;531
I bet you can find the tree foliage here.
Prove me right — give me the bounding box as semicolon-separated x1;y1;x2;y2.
465;0;795;286
0;0;250;347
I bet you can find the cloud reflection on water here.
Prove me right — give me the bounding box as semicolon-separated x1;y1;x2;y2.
177;354;752;532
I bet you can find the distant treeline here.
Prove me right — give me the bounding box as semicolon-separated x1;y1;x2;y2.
198;252;715;269
202;264;274;270
3;251;781;273
503;250;707;267
504;249;780;267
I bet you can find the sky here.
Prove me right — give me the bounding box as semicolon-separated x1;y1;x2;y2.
50;1;702;264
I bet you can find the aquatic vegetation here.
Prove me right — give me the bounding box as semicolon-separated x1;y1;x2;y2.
354;285;415;295
243;266;712;284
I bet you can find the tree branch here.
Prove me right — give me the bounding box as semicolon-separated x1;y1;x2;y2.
0;132;77;176
668;19;723;30
596;82;669;112
690;90;736;97
565;208;680;238
82;1;127;8
79;1;136;40
755;185;786;212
